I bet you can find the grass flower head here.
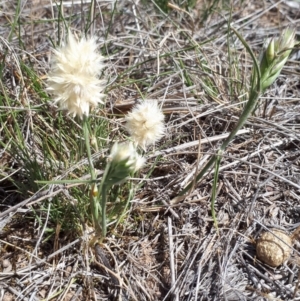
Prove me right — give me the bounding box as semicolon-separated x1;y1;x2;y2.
259;28;295;92
47;31;106;118
109;141;145;173
99;142;145;238
105;141;145;186
125;100;165;149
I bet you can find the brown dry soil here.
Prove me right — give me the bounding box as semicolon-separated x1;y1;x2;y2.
1;1;300;300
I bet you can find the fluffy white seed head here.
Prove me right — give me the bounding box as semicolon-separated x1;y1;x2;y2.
134;154;146;171
47;31;106;118
109;141;145;173
109;141;135;164
125;100;165;149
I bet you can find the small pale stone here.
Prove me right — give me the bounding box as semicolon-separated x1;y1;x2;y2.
3;293;13;301
256;229;292;267
2;259;10;268
65;292;75;301
1;259;12;272
64;265;72;277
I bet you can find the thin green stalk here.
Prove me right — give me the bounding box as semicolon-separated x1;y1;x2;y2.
96;142;145;239
180;79;260;195
179;27;261;198
114;181;135;229
83;117;96;179
211;150;222;231
179;27;295;230
100;184;108;238
98;160;112;239
83;116;99;232
8;0;21;42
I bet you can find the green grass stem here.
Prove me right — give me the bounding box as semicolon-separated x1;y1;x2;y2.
178;27;262;229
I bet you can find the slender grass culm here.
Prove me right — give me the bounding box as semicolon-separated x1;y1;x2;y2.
177;28;296;229
98;142;146;238
46;30;165;240
98;99;165;238
46;30;107;238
